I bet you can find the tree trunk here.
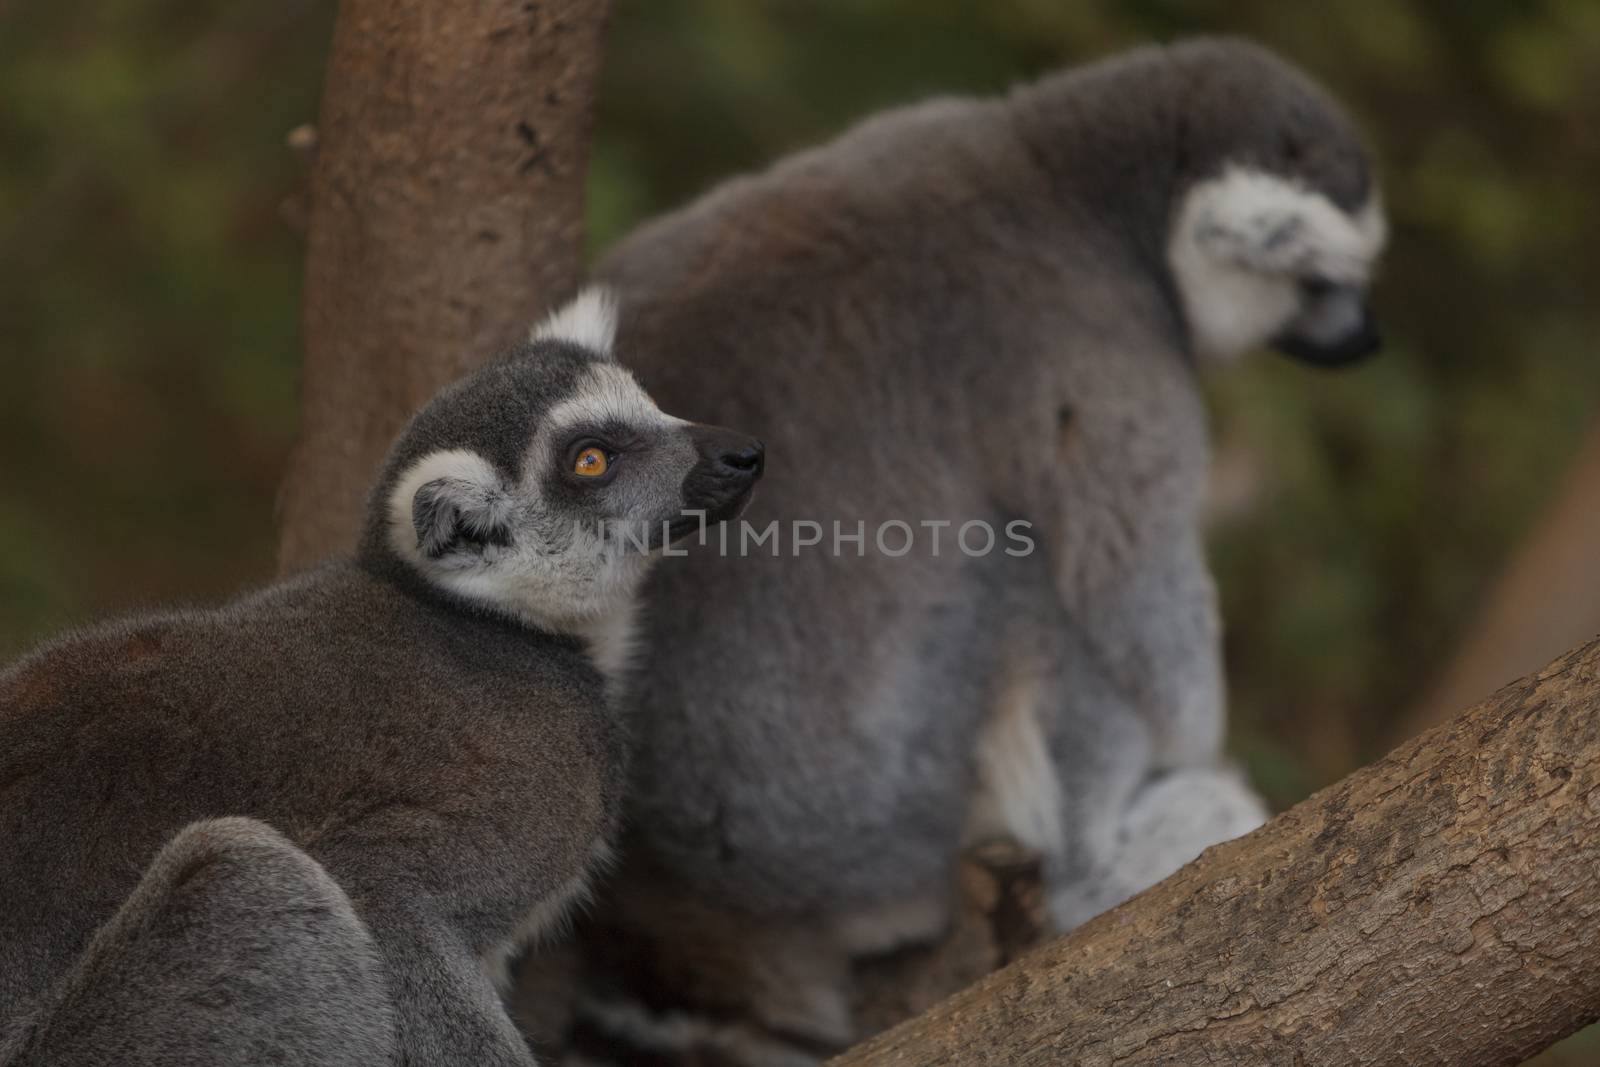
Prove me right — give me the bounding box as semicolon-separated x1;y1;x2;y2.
1397;417;1600;745
833;637;1600;1067
278;0;611;571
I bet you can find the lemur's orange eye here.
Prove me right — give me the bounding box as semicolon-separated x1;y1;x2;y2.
574;446;609;477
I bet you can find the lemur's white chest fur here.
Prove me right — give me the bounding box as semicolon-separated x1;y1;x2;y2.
576;596;645;700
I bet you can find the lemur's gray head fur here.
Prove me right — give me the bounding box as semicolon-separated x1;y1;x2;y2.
357;288;764;638
1018;37;1387;365
1164;39;1386;365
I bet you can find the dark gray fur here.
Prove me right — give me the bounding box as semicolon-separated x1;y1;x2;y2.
1;818;395;1066
576;37;1383;1060
0;328;762;1065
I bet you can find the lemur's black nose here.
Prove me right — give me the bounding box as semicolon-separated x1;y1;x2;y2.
722;441;765;475
692;426;766;480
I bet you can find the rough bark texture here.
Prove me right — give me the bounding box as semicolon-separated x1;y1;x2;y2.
834;638;1600;1067
1400;418;1600;744
279;0;610;571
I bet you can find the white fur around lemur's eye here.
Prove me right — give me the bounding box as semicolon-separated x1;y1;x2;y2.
1168;166;1387;361
542;361;684;442
531;287;618;356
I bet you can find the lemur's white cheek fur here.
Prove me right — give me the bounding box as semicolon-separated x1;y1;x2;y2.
1167;166;1385;360
1170;260;1300;361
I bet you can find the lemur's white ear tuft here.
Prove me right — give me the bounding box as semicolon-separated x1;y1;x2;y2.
531;287;618;357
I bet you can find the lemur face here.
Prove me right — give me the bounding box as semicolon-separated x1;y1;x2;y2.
1168;166;1386;366
376;290;763;633
533;360;765;553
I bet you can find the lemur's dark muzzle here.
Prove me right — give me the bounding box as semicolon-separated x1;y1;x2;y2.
691;426;765;483
677;425;764;534
1272;287;1382;368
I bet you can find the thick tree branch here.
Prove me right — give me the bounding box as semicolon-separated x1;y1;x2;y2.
279;0;610;571
834;638;1600;1066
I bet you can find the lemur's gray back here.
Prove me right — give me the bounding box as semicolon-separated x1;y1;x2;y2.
582;38;1384;1062
0;562;612;1014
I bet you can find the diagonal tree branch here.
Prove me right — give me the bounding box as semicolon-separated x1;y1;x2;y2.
834;638;1600;1066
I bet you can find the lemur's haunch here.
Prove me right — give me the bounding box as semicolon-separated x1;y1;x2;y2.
581;37;1386;1063
0;290;764;1067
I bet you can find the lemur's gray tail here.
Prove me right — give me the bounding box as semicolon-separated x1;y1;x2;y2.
0;817;397;1067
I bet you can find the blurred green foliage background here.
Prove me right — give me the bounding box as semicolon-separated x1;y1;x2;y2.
3;2;1599;1058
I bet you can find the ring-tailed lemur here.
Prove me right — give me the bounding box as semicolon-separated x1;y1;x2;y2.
574;38;1386;1062
0;290;764;1067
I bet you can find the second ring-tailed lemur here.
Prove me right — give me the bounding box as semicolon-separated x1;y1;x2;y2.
576;37;1386;1062
0;290;764;1066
